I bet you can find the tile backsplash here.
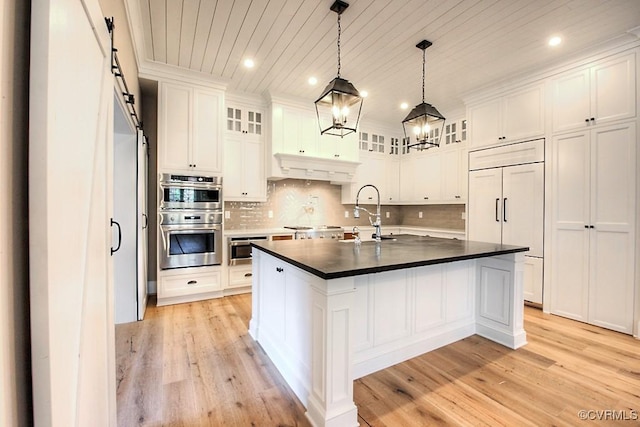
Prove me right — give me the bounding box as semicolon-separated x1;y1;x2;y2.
224;179;465;231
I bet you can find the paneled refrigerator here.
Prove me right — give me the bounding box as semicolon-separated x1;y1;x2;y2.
467;139;544;304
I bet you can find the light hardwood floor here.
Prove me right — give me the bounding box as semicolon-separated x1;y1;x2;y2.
116;294;640;426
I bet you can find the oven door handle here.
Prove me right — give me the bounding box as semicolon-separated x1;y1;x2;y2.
161;224;222;233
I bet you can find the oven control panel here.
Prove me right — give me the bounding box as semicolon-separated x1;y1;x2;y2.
160;210;222;225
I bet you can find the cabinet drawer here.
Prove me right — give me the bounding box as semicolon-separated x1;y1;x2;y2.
160;271;221;298
228;266;253;288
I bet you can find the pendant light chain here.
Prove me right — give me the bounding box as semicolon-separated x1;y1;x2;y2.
336;13;342;78
421;47;426;103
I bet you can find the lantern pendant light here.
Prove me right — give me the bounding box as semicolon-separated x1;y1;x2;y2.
402;40;445;149
315;0;362;138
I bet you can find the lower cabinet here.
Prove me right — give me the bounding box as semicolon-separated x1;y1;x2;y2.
157;267;222;306
227;265;253;289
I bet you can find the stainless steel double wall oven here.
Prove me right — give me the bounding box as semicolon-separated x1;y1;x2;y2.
158;173;223;269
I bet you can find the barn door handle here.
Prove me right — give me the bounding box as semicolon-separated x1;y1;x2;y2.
110;218;122;256
142;213;148;229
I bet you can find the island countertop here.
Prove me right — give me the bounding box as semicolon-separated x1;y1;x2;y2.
251;234;528;280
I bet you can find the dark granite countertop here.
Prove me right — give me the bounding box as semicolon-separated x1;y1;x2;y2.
251;235;528;280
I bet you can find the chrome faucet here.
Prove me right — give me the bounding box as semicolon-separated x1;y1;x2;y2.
353;184;382;242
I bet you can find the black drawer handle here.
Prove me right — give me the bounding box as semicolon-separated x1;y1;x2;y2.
187;280;197;285
244;273;252;278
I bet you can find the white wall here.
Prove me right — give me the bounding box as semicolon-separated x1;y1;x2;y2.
0;0;32;425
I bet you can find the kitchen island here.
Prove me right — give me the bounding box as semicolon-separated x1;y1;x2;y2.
249;235;528;427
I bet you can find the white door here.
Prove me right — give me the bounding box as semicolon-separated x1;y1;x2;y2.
113;96;137;324
29;0;116;425
549;131;591;322
137;130;149;320
468;168;503;244
588;122;635;333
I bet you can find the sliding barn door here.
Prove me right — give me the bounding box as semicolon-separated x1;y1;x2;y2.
29;0;116;425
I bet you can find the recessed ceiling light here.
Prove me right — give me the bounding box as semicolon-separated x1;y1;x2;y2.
400;102;408;110
548;36;562;47
308;76;318;85
244;58;255;68
360;90;368;98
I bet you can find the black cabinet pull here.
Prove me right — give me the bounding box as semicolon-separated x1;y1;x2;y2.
590;225;595;229
590;117;595;121
585;118;590;123
187;280;197;285
276;267;283;273
495;198;500;222
244;273;253;278
584;225;589;229
503;198;508;222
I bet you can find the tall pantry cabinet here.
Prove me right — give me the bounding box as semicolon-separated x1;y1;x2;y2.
546;50;637;335
549;122;636;334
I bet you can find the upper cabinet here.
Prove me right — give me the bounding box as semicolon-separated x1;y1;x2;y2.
226;102;264;140
224;95;267;201
224;135;266;201
341;126;402;204
468;83;545;149
550;52;636;133
158;81;223;174
267;97;360;182
443;119;468;146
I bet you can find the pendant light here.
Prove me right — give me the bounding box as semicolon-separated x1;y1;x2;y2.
315;0;362;138
402;40;445;149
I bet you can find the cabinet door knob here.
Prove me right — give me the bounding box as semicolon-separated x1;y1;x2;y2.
590;117;595;121
585;118;590;123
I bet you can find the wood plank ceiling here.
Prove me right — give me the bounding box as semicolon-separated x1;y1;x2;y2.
128;0;640;125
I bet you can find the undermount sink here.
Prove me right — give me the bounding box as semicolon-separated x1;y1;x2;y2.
378;235;397;241
337;236;397;243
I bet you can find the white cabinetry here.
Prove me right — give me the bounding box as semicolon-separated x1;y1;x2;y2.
342;126;402;204
224;135;266;201
549;122;636;334
268;98;359;182
399;146;467;204
158;81;223;174
444;119;468;146
550;52;636;133
157;267;222;306
468;139;544;304
468;83;544;149
226;103;264;138
227;265;253;289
